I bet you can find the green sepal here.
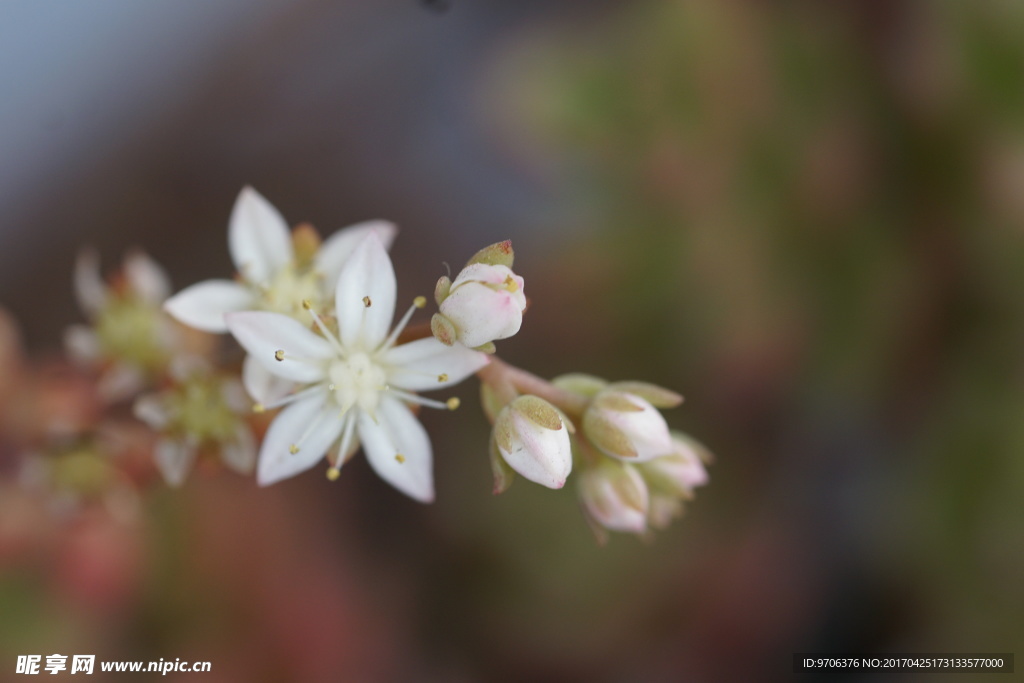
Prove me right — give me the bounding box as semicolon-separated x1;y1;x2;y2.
489;433;515;495
466;240;514;269
582;412;638;459
608;381;683;408
434;276;452;306
551;373;607;398
511;395;563;431
430;313;456;346
479;381;508;423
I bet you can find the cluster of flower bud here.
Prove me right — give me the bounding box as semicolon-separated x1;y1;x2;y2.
577;431;710;540
479;368;710;541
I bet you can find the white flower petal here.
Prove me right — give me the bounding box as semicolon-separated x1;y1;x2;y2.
225;311;333;384
164;279;254;333
64;325;101;364
222;424;257;475
381;337;489;391
133;393;171;430
74;249;107;316
124;250;171;304
154;437;196;488
167;354;209;382
334;232;396;350
228;186;293;286
316;220;398;293
220;377;253;413
242;354;297;405
358;397;433;502
97;364;146;402
257;395;344;485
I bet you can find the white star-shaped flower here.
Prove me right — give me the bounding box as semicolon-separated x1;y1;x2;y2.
226;232;489;501
164;186;397;405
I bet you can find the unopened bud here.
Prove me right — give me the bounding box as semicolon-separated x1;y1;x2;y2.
493;395;572;489
646;494;684;530
438;262;526;349
578;459;649;534
582;389;675;462
638;432;710;497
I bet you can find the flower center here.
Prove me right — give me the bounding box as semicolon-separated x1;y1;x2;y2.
261;264;323;316
169;377;238;443
96;297;168;369
328;352;387;414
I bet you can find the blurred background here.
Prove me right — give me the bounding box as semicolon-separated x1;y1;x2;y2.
1;0;1023;680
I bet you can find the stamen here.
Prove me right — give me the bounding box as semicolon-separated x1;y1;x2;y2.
288;404;330;456
504;275;519;292
274;349;285;361
302;299;346;356
326;413;357;481
252;403;266;413
387;387;453;410
437;373;448;382
395;453;406;464
363;296;372;307
380;296;427;350
446;397;460;411
258;384;329;412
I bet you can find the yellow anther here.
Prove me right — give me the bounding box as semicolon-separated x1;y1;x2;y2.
504;275;519;292
274;349;285;361
437;373;448;383
395;453;406;464
289;444;299;454
362;296;372;307
326;468;340;481
446;397;461;411
413;296;427;309
252;403;266;414
301;299;313;310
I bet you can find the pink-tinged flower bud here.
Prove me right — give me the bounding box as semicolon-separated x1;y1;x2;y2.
493;395;572;489
638;432;710;497
437;263;526;349
578;460;649;534
582;389;675;462
646;494;684;530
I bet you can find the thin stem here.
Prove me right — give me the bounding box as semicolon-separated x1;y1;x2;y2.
477;356;590;418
